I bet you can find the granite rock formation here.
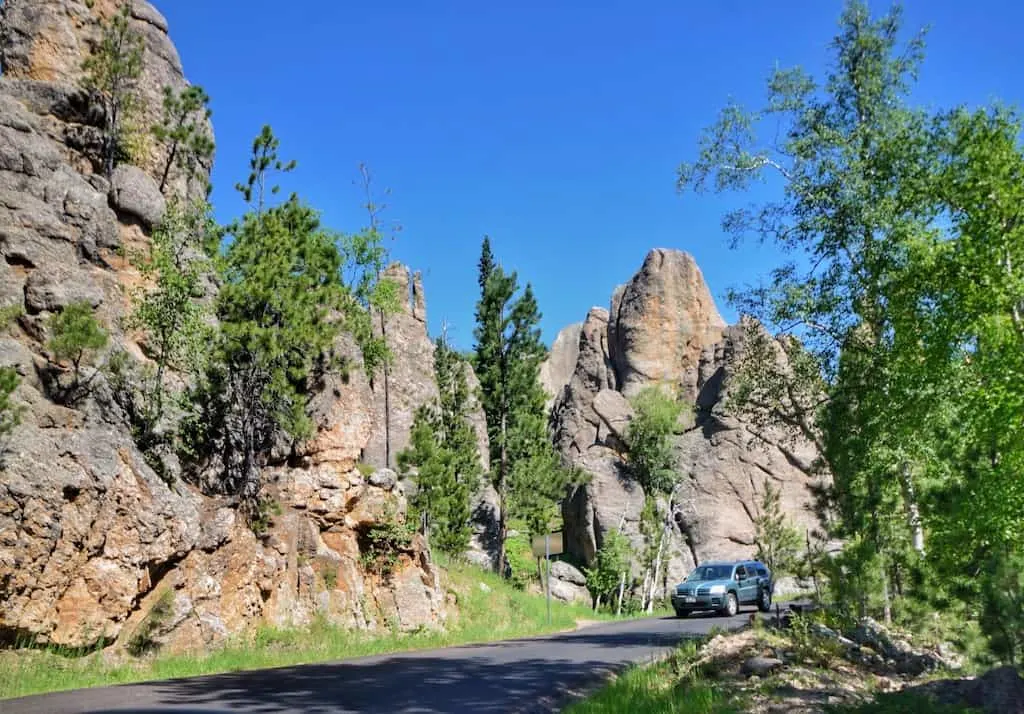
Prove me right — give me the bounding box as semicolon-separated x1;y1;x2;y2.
546;249;825;597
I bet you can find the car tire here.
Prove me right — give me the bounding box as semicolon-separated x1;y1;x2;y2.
757;587;772;613
675;608;688;618
721;592;738;617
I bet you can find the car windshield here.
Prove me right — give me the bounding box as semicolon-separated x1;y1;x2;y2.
686;565;733;582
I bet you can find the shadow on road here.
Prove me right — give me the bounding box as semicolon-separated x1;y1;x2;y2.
73;624;718;714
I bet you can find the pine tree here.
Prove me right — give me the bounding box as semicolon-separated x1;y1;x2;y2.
47;301;109;399
398;337;481;555
82;3;144;177
152;85;214;194
187;126;344;513
473;237;579;572
753;482;803;577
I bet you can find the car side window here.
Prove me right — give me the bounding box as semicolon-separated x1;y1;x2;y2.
735;566;746;580
757;566;768;577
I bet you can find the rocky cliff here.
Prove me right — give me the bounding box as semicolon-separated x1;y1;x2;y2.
547;249;826;596
0;0;450;652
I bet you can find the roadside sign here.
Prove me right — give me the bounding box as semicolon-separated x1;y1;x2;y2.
531;531;563;558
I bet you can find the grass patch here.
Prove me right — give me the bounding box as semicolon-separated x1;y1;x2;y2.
565;640;742;714
1;556;639;701
824;691;982;713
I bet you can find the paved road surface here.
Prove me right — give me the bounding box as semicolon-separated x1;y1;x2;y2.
3;612;752;714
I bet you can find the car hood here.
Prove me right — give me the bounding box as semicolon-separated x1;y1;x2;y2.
675;578;733;591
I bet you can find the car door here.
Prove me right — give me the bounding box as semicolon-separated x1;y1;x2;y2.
736;565;757;604
733;565;749;603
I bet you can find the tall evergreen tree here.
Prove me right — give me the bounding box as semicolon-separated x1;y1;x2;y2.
398;336;481;555
473;237;579;572
185;126;344;513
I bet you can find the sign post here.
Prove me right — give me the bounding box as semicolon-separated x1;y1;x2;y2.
531;532;564;626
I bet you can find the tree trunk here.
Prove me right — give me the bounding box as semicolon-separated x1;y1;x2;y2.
616;572;626;616
497;411;508;576
881;559;892;625
898;463;925;555
159;139;179;195
647;525;666;614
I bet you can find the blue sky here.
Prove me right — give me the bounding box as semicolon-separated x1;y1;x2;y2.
158;1;1022;350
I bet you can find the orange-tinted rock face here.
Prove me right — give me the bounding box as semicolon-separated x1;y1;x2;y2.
0;1;447;652
608;248;727;401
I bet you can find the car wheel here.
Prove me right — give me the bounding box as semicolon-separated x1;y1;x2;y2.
675;608;688;618
757;587;772;613
721;592;738;617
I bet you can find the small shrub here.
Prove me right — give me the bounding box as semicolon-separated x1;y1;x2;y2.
359;508;414;578
250;497;282;537
127;589;175;657
321;563;338;590
47;302;108;401
505;530;538;590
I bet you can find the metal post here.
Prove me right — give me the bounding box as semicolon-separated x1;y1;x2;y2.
545;534;551;625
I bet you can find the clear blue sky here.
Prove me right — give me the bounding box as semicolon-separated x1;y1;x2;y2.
158;1;1022;351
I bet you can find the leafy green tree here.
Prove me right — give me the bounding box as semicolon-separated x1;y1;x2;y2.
398;336;481;556
127;198;214;424
678;1;1024;637
186;126;344;511
753;482;804;578
47;301;109;398
473;236;579;571
585;530;631;610
625;387;684;495
624;386;685;610
677;0;939;614
82;3;144;177
152;85;215;194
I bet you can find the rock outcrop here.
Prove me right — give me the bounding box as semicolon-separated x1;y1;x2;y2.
0;0;447;652
548;249;825;597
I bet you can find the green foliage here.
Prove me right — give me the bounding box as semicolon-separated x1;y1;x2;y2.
359;510;415;578
127;589;175;657
152;85;215;194
473;236;582;569
504;529;537;590
979;547;1024;664
0;367;21;443
184;126;344;511
397;336;481;556
625;387;684;495
127;198;214;428
679;0;1024;651
585;530;631;606
0;304;24;329
81;3;144;176
47;302;108;401
753;482;804;577
249;497;282;538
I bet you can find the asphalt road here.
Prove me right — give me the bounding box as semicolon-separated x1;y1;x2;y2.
2;612;752;714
